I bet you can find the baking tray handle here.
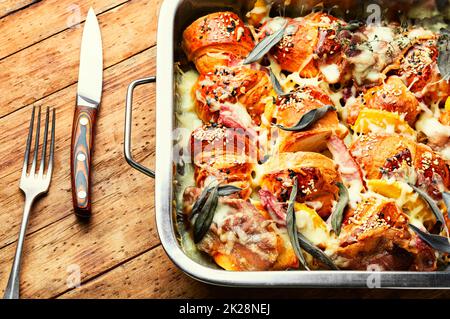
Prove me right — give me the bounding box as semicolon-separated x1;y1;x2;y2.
124;76;156;178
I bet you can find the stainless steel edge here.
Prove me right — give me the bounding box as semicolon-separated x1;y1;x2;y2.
153;0;450;288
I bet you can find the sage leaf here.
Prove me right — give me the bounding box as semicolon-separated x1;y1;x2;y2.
193;184;219;243
409;224;450;254
297;232;339;270
344;21;363;31
442;192;450;218
438;28;450;81
286;177;309;270
217;185;242;196
268;67;285;96
286;176;339;270
190;180;218;220
277;105;336;132
331;182;349;236
409;184;446;231
243;21;287;64
190;182;240;222
336;21;362;34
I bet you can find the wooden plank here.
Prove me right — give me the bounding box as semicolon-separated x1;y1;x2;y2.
59;245;450;299
0;0;162;118
0;44;158;248
0;0;128;60
0;0;40;19
60;246;208;299
0;47;158;298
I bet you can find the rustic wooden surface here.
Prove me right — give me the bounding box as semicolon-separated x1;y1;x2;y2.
0;0;448;299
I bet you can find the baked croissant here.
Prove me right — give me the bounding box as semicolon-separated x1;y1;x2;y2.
260;152;340;219
397;39;450;103
177;7;450;273
191;124;257;199
182;12;254;74
258;12;351;82
350;133;450;198
337;196;436;271
266;85;344;152
347;76;421;126
259;16;318;76
183;193;281;271
193;66;272;125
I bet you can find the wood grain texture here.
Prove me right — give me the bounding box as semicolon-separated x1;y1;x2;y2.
60;245;450;299
71;106;98;218
0;47;157;298
0;0;39;19
0;0;449;300
0;33;158;247
0;0;162;118
0;0;127;59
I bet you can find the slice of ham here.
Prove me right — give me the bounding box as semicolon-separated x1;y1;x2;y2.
327;135;366;190
259;189;286;225
217;103;258;139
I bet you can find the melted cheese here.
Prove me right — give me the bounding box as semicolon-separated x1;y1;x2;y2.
175;70;202;203
284;72;321;89
213;202;231;225
266;17;287;32
319;64;340;84
176;69;202;131
349;25;413;84
366;179;433;228
176;9;450;270
347;179;364;209
441;145;450;162
416;113;450;147
294;203;335;247
175;69;214;265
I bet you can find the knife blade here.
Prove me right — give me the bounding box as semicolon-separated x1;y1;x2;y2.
71;7;103;218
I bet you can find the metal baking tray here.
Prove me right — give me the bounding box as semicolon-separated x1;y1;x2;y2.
123;0;450;288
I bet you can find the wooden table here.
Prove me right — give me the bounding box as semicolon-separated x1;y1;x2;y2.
0;0;448;299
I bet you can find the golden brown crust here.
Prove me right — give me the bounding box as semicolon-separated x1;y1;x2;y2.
260;152;340;218
397;39;450;103
398;40;439;93
414;143;450;197
270;85;344;152
337;197;436;271
363;76;421;126
350;133;417;180
270;17;319;76
350;134;450;197
179;10;450;272
182;12;254;74
193;66;272;125
191;125;258;199
311;12;352;83
439;110;450;126
259;12;350;81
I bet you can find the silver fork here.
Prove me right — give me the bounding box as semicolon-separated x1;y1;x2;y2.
3;106;55;299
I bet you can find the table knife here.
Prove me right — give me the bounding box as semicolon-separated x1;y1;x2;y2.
71;8;103;218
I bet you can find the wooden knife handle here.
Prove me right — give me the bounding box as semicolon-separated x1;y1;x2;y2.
70;105;97;218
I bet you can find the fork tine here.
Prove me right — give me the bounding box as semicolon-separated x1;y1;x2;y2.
39;107;50;175
47;108;56;177
30;106;41;175
22;106;36;176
